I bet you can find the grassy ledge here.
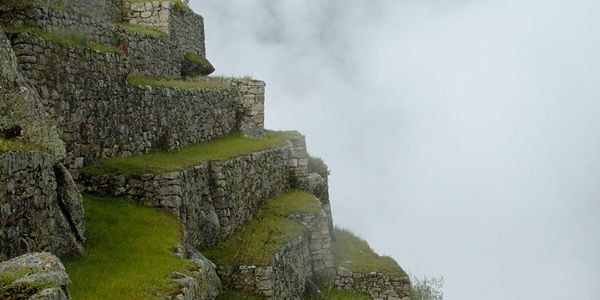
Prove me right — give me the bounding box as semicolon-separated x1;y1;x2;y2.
0;138;46;154
127;73;227;89
304;286;371;300
204;190;321;266
334;228;407;277
116;23;167;37
63;196;193;299
83;131;296;176
2;26;119;53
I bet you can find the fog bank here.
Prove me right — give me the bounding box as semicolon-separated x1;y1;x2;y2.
191;1;600;299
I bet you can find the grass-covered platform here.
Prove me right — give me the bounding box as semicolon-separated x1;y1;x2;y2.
83;131;296;176
127;73;227;89
204;190;321;266
63;196;193;299
334;228;407;277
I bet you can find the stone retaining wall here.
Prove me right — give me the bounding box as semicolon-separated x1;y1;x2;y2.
225;78;267;138
290;211;336;284
0;151;84;261
81;146;291;249
334;268;412;300
9;32;239;171
217;234;312;300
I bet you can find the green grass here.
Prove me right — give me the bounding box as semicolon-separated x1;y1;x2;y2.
116;23;167;37
218;290;265;300
63;196;194;299
83;131;296;176
0;138;46;153
0;267;56;299
304;286;371;300
334;228;407;277
204;190;321;266
2;26;119;53
127;73;227;89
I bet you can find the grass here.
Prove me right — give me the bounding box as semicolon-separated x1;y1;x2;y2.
83;131;296;176
2;26;119;53
63;196;194;299
127;73;227;89
218;290;265;300
116;23;167;37
204;190;321;266
0;267;56;299
304;286;371;300
0;138;46;153
334;228;407;277
308;156;330;176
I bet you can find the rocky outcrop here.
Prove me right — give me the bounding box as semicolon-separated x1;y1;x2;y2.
0;25;65;159
0;151;84;261
171;249;221;300
0;252;71;300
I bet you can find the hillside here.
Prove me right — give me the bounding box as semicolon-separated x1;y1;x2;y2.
0;1;411;299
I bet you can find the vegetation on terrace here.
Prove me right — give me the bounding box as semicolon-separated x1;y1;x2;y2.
304;286;371;300
127;0;191;13
63;196;194;299
83;131;296;176
0;267;55;299
204;190;321;266
334;228;407;277
116;23;167;37
127;73;227;89
0;138;46;153
2;26;119;53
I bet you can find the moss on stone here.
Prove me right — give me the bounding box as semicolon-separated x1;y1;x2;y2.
127;73;225;89
182;52;215;77
63;195;194;299
116;23;167;37
0;138;46;153
83;131;296;176
0;268;55;300
2;26;119;53
334;228;407;277
204;190;321;266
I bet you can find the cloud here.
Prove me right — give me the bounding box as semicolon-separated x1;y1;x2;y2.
191;0;600;299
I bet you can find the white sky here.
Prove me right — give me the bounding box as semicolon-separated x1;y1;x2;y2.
191;1;600;299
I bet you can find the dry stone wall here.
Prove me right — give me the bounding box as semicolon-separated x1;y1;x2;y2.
335;268;412;300
225;79;267;138
0;151;83;261
217;234;312;300
290;211;336;284
81;146;291;249
9;32;239;171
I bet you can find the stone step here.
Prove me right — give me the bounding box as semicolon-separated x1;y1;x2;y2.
80;132;317;251
203;190;336;300
5;29;267;170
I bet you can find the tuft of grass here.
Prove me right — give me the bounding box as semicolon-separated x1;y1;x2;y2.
0;138;46;153
83;131;297;176
308;156;330;177
204;190;321;266
304;285;371;300
0;267;57;299
63;196;194;299
334;228;407;277
2;26;119;53
116;23;167;37
127;73;227;89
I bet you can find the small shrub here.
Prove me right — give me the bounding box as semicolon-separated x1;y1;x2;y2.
182;52;215;77
173;0;190;13
308;156;330;177
410;275;444;300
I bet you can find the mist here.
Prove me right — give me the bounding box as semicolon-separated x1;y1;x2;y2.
190;0;600;299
